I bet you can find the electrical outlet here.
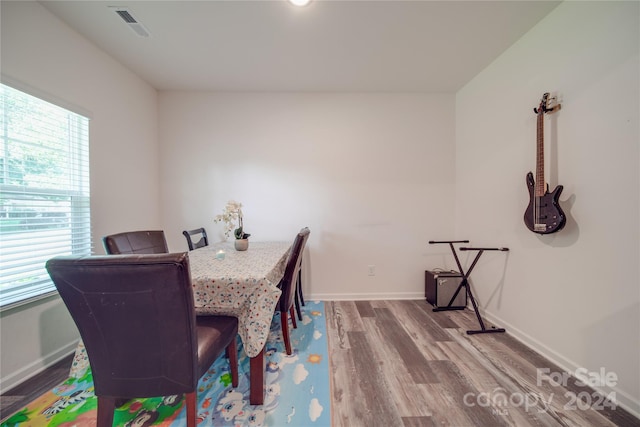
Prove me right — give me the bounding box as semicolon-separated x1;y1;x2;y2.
368;265;375;276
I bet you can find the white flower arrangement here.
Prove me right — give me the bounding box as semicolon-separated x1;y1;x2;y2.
214;200;251;240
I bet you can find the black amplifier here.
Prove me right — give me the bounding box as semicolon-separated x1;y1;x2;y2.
425;270;467;308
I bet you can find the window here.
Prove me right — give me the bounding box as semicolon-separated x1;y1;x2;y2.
0;83;91;309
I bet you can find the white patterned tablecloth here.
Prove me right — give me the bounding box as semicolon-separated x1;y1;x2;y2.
189;240;289;358
69;240;290;378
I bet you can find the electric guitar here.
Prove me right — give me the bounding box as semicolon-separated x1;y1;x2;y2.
524;93;566;234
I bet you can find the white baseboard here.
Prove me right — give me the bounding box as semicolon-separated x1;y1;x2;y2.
309;291;424;301
0;340;78;392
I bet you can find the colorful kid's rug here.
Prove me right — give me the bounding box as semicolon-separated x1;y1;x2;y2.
1;302;331;427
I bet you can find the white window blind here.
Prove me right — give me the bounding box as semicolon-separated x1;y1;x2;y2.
0;83;91;309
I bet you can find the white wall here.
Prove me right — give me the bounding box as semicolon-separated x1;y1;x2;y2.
0;2;159;390
158;92;456;299
455;1;639;415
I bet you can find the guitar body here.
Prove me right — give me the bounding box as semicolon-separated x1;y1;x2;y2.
524;171;566;234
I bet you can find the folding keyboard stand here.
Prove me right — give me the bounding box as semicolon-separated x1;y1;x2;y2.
428;240;508;335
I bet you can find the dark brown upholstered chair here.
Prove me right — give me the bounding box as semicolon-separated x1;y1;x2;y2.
277;227;310;355
102;230;168;255
294;228;311;321
182;228;209;251
46;253;239;427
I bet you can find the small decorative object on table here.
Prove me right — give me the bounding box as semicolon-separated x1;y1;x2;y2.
214;200;251;251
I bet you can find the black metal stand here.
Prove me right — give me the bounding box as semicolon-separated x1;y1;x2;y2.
428;240;509;335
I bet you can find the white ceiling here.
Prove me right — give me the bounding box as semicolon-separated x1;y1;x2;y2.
40;0;560;92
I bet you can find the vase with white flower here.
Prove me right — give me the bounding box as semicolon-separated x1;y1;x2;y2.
214;200;251;250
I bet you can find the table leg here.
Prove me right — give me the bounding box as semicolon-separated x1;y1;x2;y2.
249;348;265;405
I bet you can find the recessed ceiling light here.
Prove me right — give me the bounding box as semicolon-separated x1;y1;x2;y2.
289;0;311;7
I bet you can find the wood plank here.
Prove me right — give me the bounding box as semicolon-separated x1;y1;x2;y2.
402;416;438;427
369;300;389;309
429;359;511;426
438;303;505;333
418;382;480;426
361;316;434;418
327;301;366;426
329;346;370;427
436;337;558;427
325;300;366;350
337;301;366;332
348;330;403;426
385;301;450;361
396;300;455;342
373;307;439;384
411;299;462;329
354;300;376;317
325;301;349;350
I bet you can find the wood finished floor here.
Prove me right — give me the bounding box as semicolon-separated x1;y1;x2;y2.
326;300;638;427
0;353;74;421
1;300;638;426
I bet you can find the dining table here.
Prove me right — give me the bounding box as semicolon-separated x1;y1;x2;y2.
68;240;291;406
189;240;291;405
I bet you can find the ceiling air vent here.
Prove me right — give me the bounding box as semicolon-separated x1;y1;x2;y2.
110;7;150;38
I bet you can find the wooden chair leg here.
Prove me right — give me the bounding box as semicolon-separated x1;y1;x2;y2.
227;336;239;387
281;309;292;355
97;396;116;427
186;391;196;427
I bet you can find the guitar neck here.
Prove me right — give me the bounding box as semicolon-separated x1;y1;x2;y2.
535;111;545;197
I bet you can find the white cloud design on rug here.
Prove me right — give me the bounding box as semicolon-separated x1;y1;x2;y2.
313;330;323;340
293;363;309;384
309;398;323;421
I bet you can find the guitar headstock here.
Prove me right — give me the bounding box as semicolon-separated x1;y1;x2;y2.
534;92;561;115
